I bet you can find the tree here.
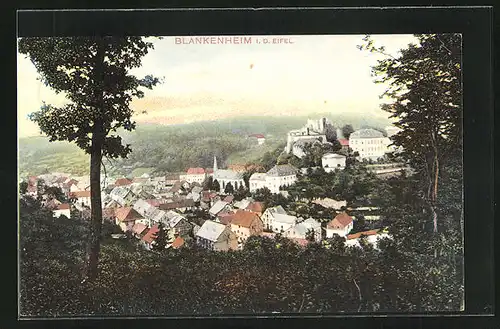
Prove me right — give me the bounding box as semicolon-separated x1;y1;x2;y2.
252;187;272;202
18;36;161;281
212;179;221;192
45;186;67;202
359;33;462;233
342;124;355;139
203;176;214;190
305;228;317;242
20;181;29;195
36;179;46;196
224;182;234;195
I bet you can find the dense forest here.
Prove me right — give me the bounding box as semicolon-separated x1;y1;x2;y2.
19;114;391;177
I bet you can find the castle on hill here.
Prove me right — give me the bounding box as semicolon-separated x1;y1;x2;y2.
285;117;332;158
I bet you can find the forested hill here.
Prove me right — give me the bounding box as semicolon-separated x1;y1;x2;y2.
19;113;391;177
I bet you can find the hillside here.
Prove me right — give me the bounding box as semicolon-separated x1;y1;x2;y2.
18;113;391;177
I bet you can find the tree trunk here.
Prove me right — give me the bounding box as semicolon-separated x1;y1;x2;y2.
84;139;104;281
83;37;106;282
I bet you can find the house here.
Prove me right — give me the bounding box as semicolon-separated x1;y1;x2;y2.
133;199;158;219
261;205;291;231
283;217;321;242
228;210;264;248
114;177;133;187
312;198;347;210
131;222;148;238
326;212;354;238
322;153;347;172
70;190;91;208
245;201;264;216
45;198;62;210
349;129;391;160
233;198;252;210
26;183;37;197
249;133;266;145
338;138;349;151
345;229;392;249
163;210;192;237
53;203;71;218
141;224;161;250
271;213;299;233
165;173;181;186
209;200;231;217
109;186;137;207
114;207;144;232
181;168;207;184
249;164;298;194
159;198;196;213
102;208;116;222
195;220;238;251
151;176;167;191
171;236;185;249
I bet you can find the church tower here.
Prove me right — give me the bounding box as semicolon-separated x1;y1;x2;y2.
213;155;218;172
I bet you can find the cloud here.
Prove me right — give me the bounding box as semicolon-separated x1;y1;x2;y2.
18;34;417;137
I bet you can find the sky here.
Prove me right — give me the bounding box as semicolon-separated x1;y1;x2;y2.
17;34;418;138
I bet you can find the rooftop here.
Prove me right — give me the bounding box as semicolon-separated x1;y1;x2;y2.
214;169;244;180
195;220;227;242
266;164;298;177
350;129;384;139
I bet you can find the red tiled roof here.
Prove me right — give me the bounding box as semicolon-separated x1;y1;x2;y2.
132;223;148;235
246;201;264;213
230;209;261;228
171;236;185;249
115;207;143;222
217;212;235;225
327;212;353;229
70;190;91;198
249;134;265;138
158;198;195;210
339;139;349;146
346;229;380;240
187;167;205;175
223;195;234;203
57;203;70;210
142;224;160;244
114;178;132;186
205;168;214;174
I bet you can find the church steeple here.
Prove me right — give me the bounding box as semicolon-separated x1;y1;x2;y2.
213;155;218;172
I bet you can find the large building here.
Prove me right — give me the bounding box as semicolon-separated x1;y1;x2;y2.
249;164;298;194
321;153;346;172
180;168;207;184
349;129;391;160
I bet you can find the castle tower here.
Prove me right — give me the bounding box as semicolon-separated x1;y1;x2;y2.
336;128;344;139
213;155;218;172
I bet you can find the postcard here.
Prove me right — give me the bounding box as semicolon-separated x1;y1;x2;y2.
18;25;466;317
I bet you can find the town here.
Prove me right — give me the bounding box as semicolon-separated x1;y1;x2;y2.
19;117;409;253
